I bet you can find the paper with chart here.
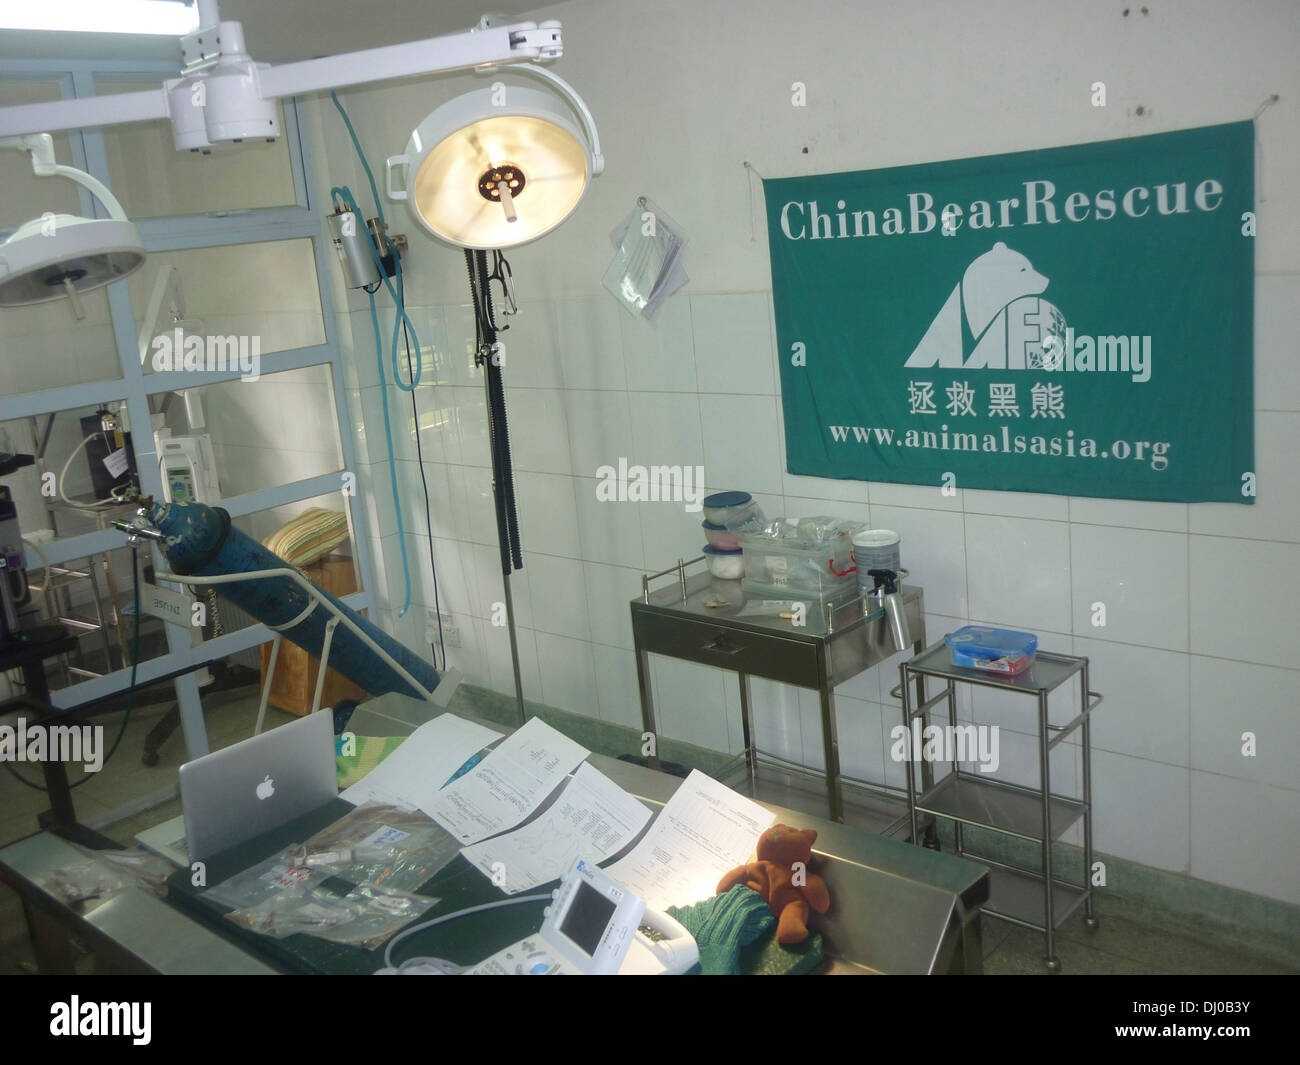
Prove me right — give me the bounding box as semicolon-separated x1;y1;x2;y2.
459;762;652;894
340;712;502;809
427;717;590;844
605;769;776;909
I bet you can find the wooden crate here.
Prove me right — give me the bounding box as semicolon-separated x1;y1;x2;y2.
258;557;368;716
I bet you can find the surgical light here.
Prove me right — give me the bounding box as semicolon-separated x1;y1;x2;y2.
0;6;599;250
0;134;145;318
387;67;604;251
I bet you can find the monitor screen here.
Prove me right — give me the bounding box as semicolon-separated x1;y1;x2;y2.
559;881;616;956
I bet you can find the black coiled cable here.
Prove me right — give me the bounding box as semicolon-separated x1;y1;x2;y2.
465;249;524;576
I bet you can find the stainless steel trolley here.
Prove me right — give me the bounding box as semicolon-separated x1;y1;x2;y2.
899;639;1103;972
632;556;929;833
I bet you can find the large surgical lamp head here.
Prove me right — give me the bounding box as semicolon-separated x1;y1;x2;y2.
0;134;145;319
386;67;604;251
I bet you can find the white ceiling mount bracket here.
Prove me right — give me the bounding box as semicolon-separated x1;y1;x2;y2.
180;0;226;69
510;20;564;60
179;25;223;72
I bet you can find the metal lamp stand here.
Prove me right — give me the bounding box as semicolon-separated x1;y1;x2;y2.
468;249;527;726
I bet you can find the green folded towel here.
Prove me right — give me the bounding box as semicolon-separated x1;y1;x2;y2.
667;885;775;975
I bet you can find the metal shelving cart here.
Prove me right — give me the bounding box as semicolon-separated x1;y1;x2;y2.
899;638;1103;972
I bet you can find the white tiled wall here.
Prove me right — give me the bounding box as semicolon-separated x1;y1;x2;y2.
314;0;1300;905
337;283;1300;904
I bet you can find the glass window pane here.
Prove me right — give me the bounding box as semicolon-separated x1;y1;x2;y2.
0;403;168;686
0;79;81;222
194;490;364;645
2;404;139;548
96;77;299;219
31;543;174;695
0;291;123;394
129;239;326;371
231;490;359;574
157;363;344;502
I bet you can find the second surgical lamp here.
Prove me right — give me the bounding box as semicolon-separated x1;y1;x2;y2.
0;133;145;317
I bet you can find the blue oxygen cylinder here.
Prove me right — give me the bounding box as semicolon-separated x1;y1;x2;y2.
150;499;439;700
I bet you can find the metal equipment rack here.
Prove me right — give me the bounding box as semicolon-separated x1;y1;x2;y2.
898;638;1103;972
632;556;932;835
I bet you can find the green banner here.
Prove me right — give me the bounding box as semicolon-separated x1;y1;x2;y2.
764;121;1255;503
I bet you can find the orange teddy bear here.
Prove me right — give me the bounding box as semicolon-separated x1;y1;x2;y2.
716;824;831;944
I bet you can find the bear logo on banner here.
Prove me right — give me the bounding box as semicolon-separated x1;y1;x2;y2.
904;242;1067;372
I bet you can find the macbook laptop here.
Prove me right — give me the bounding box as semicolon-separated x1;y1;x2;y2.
167;709;337;863
135;813;189;867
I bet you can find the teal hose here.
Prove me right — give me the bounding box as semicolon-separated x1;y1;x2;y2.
329;95;420;616
329;96;387;228
330;93;421;392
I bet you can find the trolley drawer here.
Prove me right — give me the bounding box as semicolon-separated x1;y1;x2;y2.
632;610;820;686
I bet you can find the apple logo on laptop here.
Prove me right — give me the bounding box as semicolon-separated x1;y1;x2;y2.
256;775;275;800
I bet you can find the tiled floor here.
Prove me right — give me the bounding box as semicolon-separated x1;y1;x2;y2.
981;914;1292;975
1;691;1293;975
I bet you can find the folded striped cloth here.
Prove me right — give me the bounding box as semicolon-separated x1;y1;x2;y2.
262;507;349;568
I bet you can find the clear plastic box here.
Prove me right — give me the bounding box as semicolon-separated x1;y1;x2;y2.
739;521;860;602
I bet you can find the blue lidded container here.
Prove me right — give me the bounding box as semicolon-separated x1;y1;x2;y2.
702;491;754;526
946;625;1038;674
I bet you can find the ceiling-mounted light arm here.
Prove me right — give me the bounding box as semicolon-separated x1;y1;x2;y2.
499;64;605;177
0;133;133;224
257;22;561;100
0;90;169;142
0;18;565;141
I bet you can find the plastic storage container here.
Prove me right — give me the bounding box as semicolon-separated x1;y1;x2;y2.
702;544;745;579
945;625;1038;674
739;517;864;604
702;491;755;525
851;528;901;575
702;520;742;550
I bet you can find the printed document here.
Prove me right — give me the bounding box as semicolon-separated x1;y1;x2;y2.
340;713;501;809
605;769;775;909
460;762;652;893
428;717;589;843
